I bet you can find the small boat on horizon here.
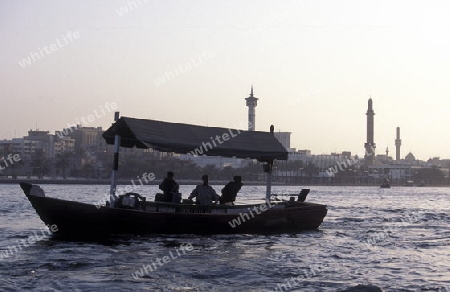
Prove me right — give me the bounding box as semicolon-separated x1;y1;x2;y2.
380;178;391;188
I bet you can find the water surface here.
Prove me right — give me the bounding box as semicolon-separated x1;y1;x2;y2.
0;184;449;291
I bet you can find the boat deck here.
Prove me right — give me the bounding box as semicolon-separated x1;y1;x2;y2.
139;198;287;214
137;197;325;215
233;199;270;206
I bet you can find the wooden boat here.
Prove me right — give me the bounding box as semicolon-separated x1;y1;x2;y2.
20;114;327;237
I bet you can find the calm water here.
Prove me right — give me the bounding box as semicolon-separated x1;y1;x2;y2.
0;183;449;292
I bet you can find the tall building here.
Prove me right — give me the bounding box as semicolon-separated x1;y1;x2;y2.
26;130;55;159
364;98;376;166
245;86;258;131
274;132;291;150
395;127;402;161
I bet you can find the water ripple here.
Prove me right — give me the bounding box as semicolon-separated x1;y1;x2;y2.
0;184;449;291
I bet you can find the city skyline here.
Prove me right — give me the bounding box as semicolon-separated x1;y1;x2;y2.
0;94;441;163
1;1;450;160
0;87;446;162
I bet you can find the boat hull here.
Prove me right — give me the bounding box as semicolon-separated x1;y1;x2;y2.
20;183;327;237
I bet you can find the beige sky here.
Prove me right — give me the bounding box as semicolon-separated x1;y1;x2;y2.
1;0;450;160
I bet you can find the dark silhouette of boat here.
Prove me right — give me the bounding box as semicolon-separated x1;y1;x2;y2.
404;180;414;187
380;178;391;188
417;181;426;187
20;115;327;237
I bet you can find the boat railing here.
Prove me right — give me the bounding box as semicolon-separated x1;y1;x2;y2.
141;201;264;214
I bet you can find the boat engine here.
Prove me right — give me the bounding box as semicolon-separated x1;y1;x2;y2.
116;193;146;209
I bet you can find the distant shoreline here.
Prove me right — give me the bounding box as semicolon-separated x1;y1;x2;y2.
1;178;448;187
0;178;268;186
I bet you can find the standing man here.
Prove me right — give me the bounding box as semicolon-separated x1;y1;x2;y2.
188;175;220;205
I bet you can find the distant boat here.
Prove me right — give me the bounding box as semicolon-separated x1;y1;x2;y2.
20;115;327;237
380;178;391;188
404;180;414;187
417;181;426;187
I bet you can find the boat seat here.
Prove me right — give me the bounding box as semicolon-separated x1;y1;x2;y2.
298;189;310;202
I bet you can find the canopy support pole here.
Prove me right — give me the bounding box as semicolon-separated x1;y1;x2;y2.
109;111;121;208
265;125;276;201
265;162;273;201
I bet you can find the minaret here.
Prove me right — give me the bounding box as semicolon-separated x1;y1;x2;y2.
395;127;401;161
364;98;376;165
245;86;258;131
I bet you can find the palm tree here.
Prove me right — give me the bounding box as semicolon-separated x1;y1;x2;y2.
30;150;50;179
55;151;73;179
304;162;319;182
81;163;95;179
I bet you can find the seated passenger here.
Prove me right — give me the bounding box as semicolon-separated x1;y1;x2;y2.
188;175;220;205
159;171;179;202
220;176;243;205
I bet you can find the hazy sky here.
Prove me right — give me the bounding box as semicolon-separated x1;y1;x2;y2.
1;0;450;160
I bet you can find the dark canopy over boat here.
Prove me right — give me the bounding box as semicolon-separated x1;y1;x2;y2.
102;117;288;163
